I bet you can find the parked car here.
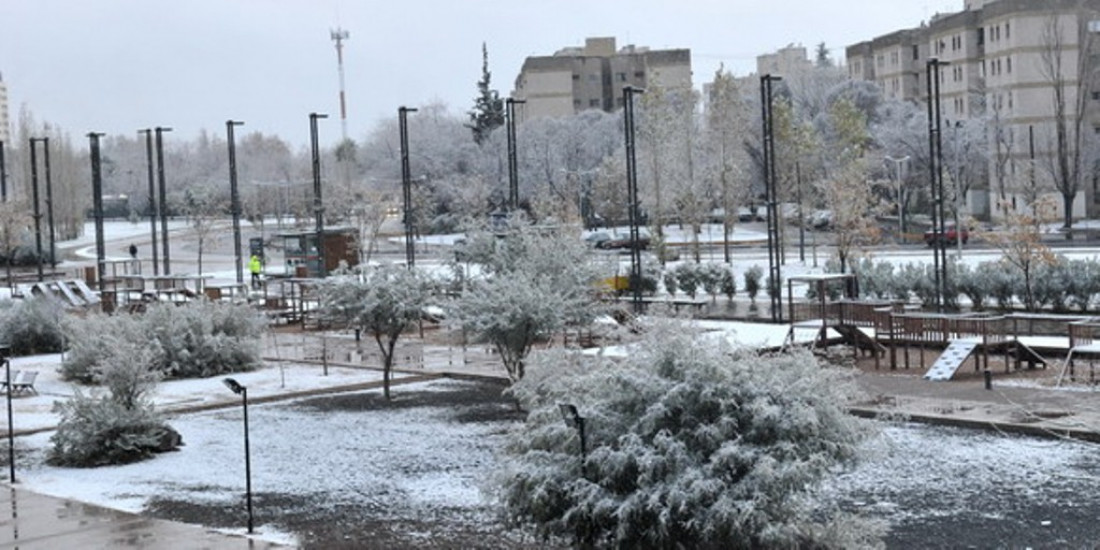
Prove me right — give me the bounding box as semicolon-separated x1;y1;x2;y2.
598;230;651;250
737;207;764;222
584;231;612;248
923;223;969;246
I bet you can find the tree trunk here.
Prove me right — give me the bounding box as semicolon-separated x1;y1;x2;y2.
1063;193;1074;240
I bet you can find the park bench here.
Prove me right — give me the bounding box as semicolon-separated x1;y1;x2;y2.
6;371;38;395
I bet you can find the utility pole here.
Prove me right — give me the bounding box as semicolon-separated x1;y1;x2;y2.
155;127;173;274
330;28;350;143
139;129;159;275
227;120;245;284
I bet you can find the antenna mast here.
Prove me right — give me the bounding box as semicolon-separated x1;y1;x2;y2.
330;27;350;142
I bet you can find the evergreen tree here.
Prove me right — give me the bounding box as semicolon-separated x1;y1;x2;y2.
468;42;505;145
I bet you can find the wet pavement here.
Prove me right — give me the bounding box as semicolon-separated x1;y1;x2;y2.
0;487;285;549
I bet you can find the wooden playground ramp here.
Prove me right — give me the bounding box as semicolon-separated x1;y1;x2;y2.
26;280;100;308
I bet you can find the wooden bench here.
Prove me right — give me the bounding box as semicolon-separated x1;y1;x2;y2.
8;371;38;395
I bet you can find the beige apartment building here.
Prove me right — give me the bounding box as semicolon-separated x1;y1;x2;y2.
512;37;692;122
847;0;1100;220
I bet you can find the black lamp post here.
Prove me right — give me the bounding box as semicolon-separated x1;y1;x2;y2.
37;138;56;268
222;378;253;534
88;133;107;292
309;113;328;277
558;403;587;477
1;344;12;483
27;138;44;282
399;107;418;268
760;74;783;322
623;86;645;314
155;127;172;275
139;129;160;276
227;120;245;284
0;140;6;202
506;98;525;211
926;59;949;312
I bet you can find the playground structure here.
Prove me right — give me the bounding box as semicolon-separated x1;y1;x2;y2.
785;274;1100;385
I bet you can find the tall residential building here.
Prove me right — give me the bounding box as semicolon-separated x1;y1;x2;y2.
512;37;692;122
846;0;1100;220
0;72;9;144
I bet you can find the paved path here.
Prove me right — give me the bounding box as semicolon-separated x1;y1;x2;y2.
0;487;284;549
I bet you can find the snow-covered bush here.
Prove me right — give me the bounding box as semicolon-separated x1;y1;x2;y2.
719;267;737;301
988;266;1018;310
1032;258;1071;312
955;263;989;310
63;301;264;382
744;265;763;302
48;343;177;467
0;296;65;356
674;263;700;298
662;269;679;297
851;258;895;300
698;263;726;302
1066;259;1100;312
499;325;879;548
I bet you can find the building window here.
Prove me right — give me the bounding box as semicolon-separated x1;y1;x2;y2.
977;27;984;45
1092;91;1100;100
912;45;920;60
1005;22;1010;39
589;99;600;108
1006;57;1012;73
573;99;581;108
634;71;644;78
587;73;597;81
572;74;580;81
617;72;626;82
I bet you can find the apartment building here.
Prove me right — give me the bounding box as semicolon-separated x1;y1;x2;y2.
512;37;692;122
847;0;1100;220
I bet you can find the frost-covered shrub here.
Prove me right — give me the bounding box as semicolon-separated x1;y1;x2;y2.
744;265;763;302
636;258;661;296
988;266;1018;310
48;393;175;467
1032;258;1071;312
62;313;146;383
63;301;264;382
500;326;880;549
674;263;700;298
1066;259;1100;312
955;263;989;310
719;268;737;301
851;258;895;300
662;269;679;297
48;344;177;468
698;263;726;302
0;296;65;356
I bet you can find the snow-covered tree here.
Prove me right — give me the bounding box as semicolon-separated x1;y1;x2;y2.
498;324;879;548
468;43;505;146
451;225;603;383
317;263;438;399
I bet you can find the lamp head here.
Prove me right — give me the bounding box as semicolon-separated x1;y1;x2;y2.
558;403;581;427
223;378;245;395
0;344;9;361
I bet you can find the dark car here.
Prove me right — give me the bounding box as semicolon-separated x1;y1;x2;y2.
924;223;969;246
599;231;651;250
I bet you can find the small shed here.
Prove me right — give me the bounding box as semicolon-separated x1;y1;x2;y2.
278;228;359;277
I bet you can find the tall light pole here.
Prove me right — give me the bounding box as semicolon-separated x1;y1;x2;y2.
1;344;13;483
760;74;783;322
623;86;645;314
88;132;107;292
155;127;172;275
28;138;44;281
227;120;245;284
41;138;55;267
139;129;159;275
309;113;328;277
885;155;911;241
951;120;964;259
399;106;417;268
222;378;253;534
926;59;949;312
0;141;6;202
506;98;525;211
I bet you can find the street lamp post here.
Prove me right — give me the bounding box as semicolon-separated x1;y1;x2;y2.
1;344;12;483
885;155;911;241
41;138;55;267
760;74;783;322
309;113;328;277
558;404;587;478
951;120;964;259
154;127;173;275
88;133;107;292
622;86;645;314
227;120;245;284
222;378;253;534
398;107;418;268
0;141;6;202
139;130;159;275
28;139;44;281
506;98;525;211
926;59;949;312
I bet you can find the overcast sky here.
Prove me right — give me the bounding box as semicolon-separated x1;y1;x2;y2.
0;0;959;149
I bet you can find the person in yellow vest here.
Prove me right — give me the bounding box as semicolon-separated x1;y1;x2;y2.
249;255;263;289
